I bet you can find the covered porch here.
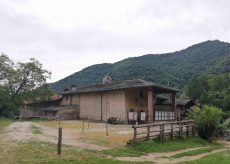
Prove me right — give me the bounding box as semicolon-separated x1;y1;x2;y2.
125;86;180;124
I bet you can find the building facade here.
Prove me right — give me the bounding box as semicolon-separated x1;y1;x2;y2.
21;76;182;123
59;77;180;123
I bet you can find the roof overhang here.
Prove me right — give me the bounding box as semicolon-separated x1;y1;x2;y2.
59;79;181;95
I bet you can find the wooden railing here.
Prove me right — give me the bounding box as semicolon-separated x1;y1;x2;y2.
129;120;195;143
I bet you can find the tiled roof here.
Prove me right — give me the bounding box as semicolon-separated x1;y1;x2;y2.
60;79;181;95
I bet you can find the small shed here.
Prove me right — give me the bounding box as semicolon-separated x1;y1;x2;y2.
176;99;197;120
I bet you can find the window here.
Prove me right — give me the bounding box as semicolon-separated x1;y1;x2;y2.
66;96;69;100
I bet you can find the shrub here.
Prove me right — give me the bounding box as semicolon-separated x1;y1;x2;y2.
216;124;227;137
107;117;124;124
0;103;18;118
107;117;118;124
223;110;230;119
189;105;224;141
224;118;230;129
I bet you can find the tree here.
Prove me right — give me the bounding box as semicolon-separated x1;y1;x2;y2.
189;105;224;141
0;53;53;117
186;73;230;111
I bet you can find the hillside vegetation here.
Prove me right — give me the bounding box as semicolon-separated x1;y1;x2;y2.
51;40;230;92
186;73;230;111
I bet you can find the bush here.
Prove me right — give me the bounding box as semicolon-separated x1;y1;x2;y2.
224;118;230;129
0;103;18;118
223;111;230;120
189;105;224;141
216;124;227;137
107;117;123;124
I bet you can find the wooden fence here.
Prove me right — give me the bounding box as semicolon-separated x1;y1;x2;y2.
129;120;195;143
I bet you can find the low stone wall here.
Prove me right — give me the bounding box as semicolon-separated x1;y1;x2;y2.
19;108;43;119
56;107;79;120
20;105;79;120
43;106;79;120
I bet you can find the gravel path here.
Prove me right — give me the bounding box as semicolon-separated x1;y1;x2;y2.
0;122;33;142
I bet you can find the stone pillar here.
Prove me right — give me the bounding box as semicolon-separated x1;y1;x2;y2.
148;88;154;123
171;92;177;120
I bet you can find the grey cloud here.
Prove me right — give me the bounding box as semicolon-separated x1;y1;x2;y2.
1;0;230;82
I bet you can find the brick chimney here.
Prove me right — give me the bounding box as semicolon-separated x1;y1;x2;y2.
103;75;112;84
70;85;77;91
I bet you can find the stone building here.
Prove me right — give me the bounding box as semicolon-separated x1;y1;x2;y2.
21;76;182;123
59;76;180;123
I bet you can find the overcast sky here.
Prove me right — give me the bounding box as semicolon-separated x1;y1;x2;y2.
1;0;230;82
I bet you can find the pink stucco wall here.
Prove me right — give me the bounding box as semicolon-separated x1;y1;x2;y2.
79;90;126;121
59;88;151;121
79;92;102;120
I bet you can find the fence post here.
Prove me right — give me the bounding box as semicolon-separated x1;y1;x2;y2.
160;124;163;140
170;123;173;140
57;127;62;155
186;124;189;137
179;122;182;138
181;122;184;138
147;126;150;139
162;124;165;140
192;123;195;136
82;120;85;132
133;126;137;142
106;122;109;137
87;116;89;128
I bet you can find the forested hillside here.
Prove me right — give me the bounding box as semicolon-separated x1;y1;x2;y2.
51;40;230;92
186;73;230;111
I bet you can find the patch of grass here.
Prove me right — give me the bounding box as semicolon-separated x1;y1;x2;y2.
0;141;150;164
170;146;222;158
100;137;217;157
81;131;132;147
31;124;42;134
180;150;230;164
93;139;111;147
0;117;13;131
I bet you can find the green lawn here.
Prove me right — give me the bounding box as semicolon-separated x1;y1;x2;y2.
169;146;222;158
100;137;214;157
30;124;43;134
0;119;228;163
180;150;230;164
0;117;13;131
0;139;226;164
0;141;149;164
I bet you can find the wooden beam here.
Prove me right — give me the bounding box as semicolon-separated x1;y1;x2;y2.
70;95;73;105
148;88;154;123
100;93;103;121
171;92;177;120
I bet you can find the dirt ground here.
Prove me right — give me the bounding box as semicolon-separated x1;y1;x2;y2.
1;120;230;164
1;120;133;150
36;120;135;150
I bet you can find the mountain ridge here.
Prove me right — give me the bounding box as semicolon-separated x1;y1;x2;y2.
51;40;230;92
